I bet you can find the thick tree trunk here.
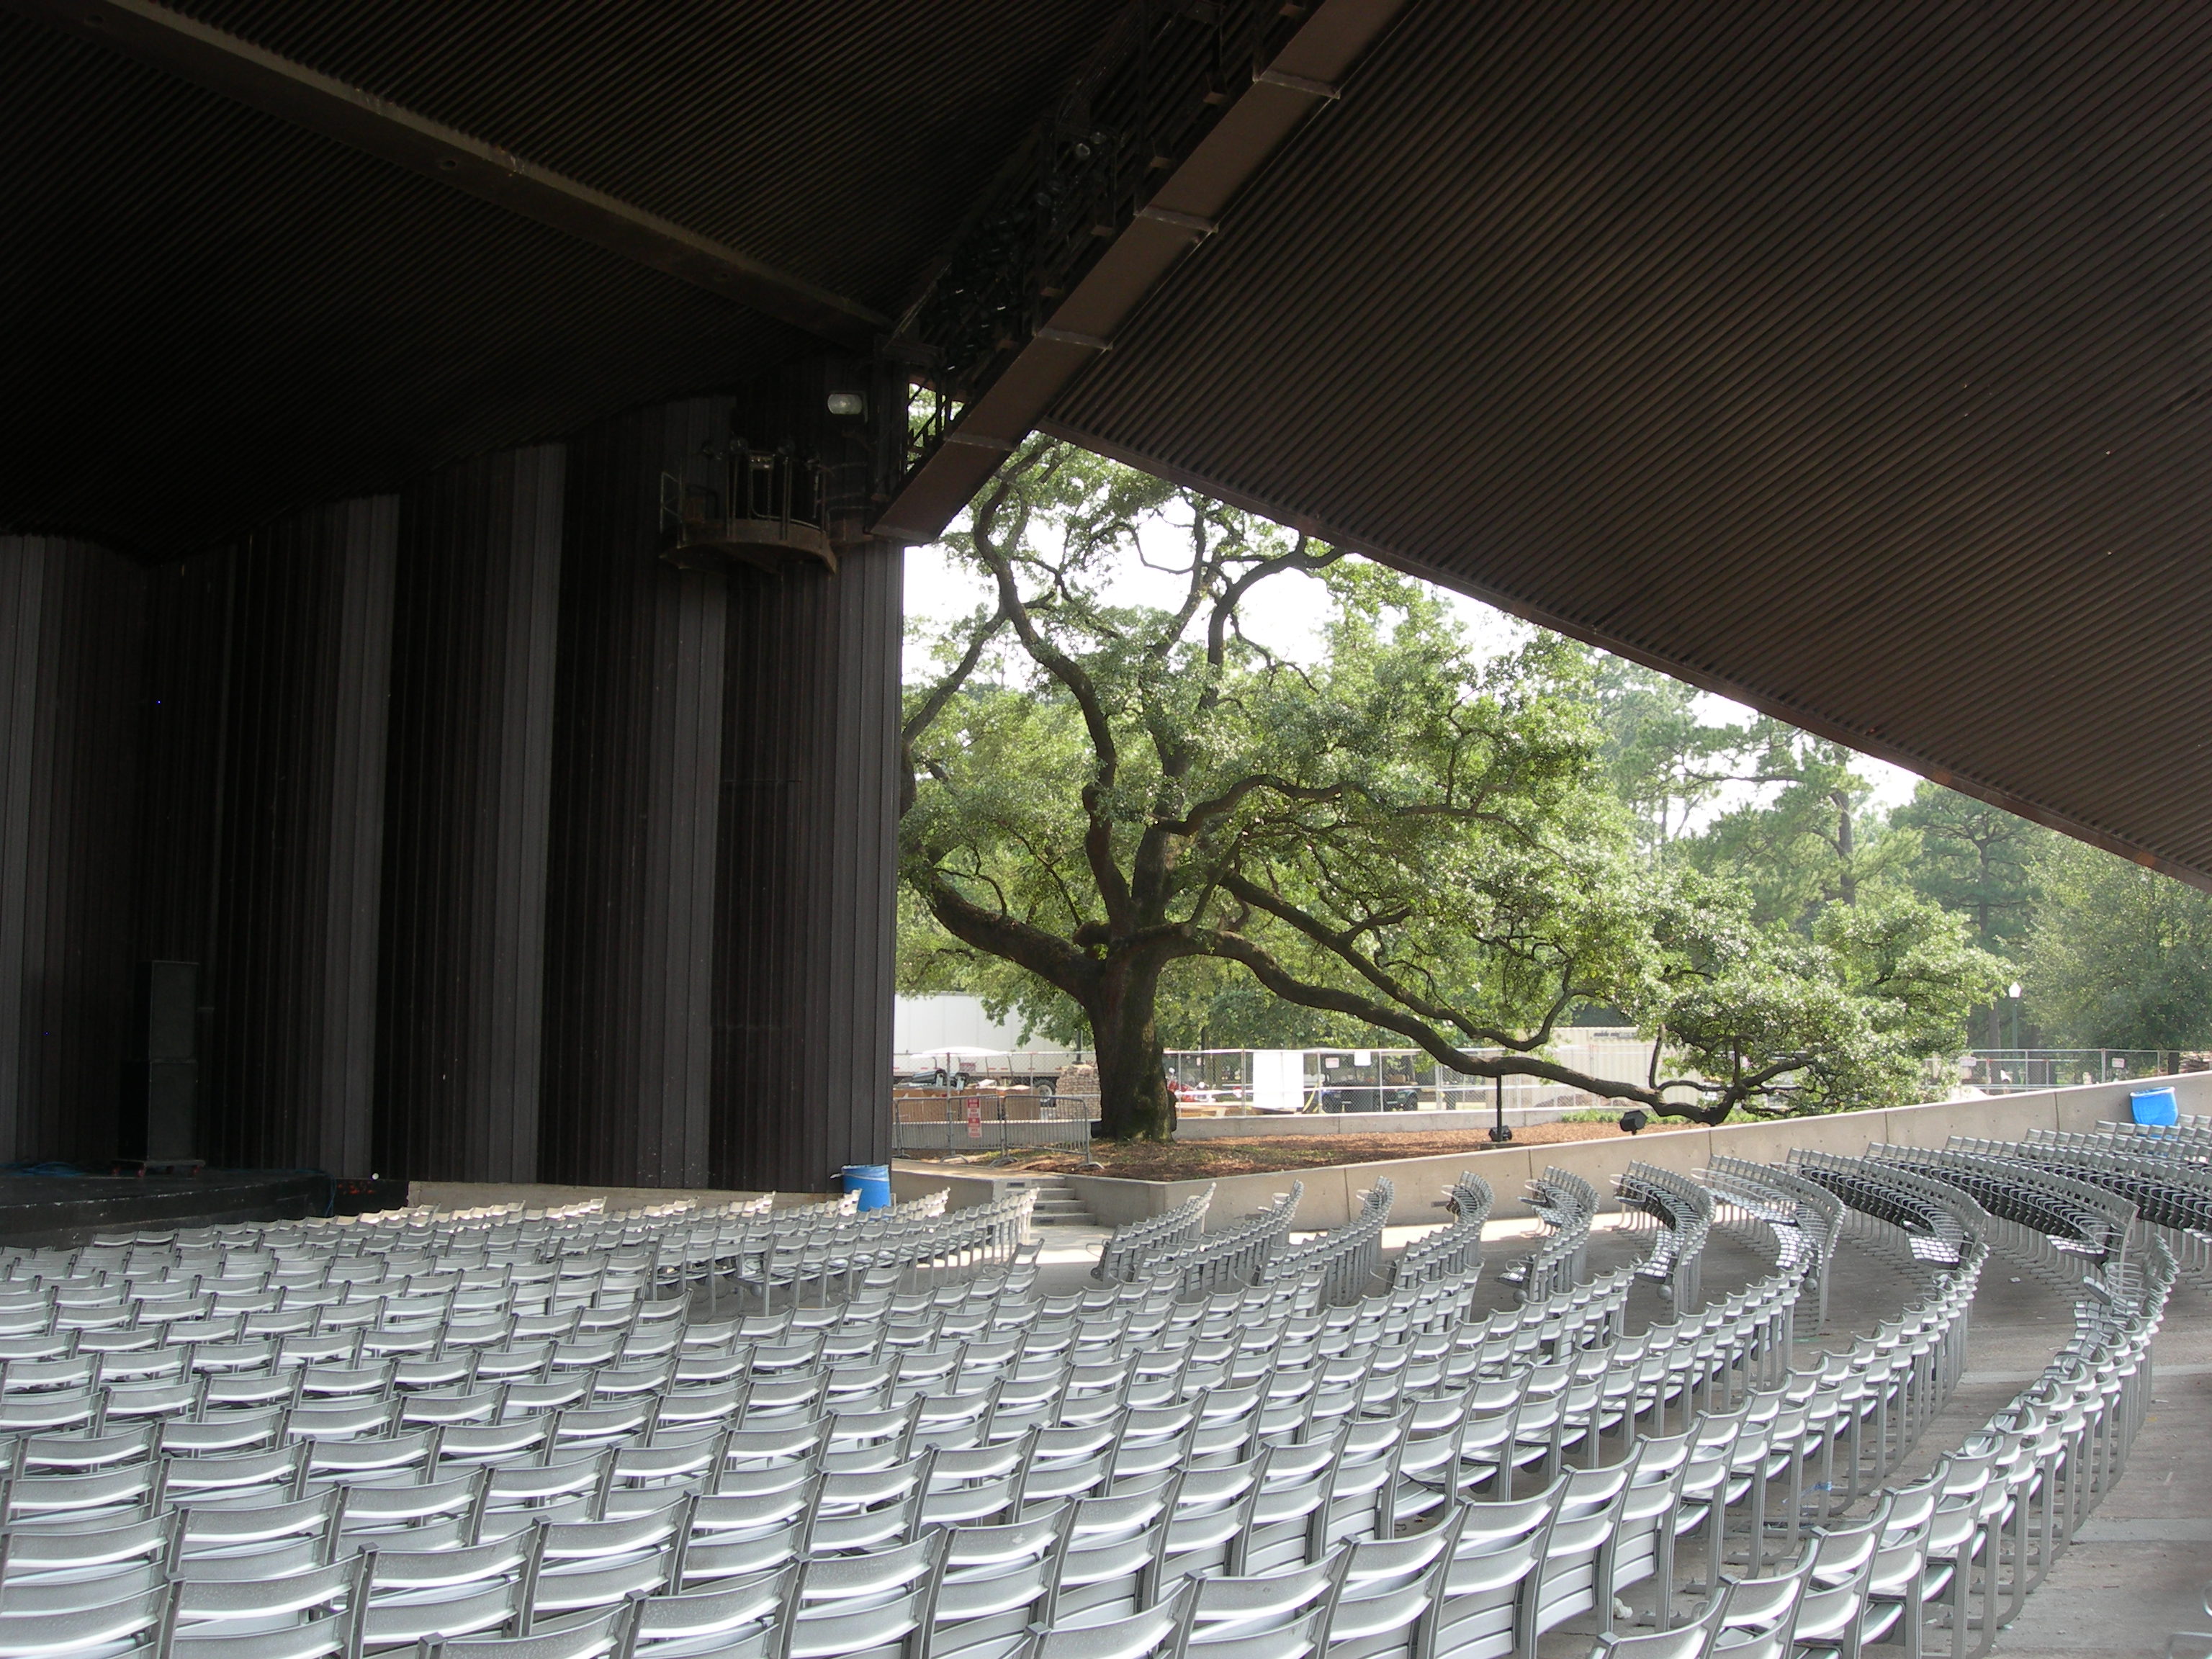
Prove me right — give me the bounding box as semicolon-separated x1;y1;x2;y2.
1089;961;1175;1141
1833;788;1857;905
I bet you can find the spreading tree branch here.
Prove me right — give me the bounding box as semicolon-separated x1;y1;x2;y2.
1200;928;1811;1123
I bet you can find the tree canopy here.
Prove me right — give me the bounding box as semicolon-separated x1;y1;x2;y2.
899;442;2009;1136
2022;835;2212;1052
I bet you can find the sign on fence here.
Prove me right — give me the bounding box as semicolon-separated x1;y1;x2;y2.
965;1097;983;1139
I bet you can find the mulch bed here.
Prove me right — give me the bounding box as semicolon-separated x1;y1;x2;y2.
908;1116;1703;1181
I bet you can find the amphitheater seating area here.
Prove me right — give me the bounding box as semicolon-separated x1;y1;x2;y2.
0;1116;2189;1659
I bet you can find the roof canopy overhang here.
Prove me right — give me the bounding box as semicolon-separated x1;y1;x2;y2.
6;0;2212;884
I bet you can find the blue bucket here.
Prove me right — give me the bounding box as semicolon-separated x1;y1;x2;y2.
841;1163;892;1211
2129;1087;2180;1127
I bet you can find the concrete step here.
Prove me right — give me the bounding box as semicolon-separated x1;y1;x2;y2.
1029;1196;1094;1225
979;1172;1093;1226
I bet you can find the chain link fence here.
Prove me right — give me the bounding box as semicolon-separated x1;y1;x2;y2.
893;1092;1095;1161
1964;1050;2182;1092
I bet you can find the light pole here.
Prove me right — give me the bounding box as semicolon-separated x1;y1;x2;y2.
1489;1072;1513;1143
2008;981;2022;1053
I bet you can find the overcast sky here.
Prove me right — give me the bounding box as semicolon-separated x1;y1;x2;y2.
902;524;1922;824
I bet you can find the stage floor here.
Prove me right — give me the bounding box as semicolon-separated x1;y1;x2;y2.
0;1170;333;1246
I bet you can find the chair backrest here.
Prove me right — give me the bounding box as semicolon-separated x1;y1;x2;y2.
165;1607;356;1659
795;1530;948;1608
365;1531;536;1593
1329;1515;1462;1659
1714;1550;1817;1658
338;1467;489;1534
0;1507;179;1576
1033;1580;1198;1659
1182;1604;1331;1659
178;1485;343;1555
942;1503;1076;1573
628;1565;797;1650
1190;1544;1351;1628
5;1459;163;1521
423;1599;641;1659
171;1553;364;1626
1593;1586;1733;1658
539;1494;694;1564
783;1544;950;1659
161;1441;307;1500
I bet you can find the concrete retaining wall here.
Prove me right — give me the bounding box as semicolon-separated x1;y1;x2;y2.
911;1071;2212;1232
888;1167;1011;1212
1170;1107;1586;1139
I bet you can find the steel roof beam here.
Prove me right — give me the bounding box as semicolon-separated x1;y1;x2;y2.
869;0;1409;544
6;0;889;349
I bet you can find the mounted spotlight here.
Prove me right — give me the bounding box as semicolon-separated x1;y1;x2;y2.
826;391;866;415
1619;1109;1650;1136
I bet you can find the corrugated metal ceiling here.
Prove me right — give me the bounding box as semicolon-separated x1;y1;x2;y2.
11;0;2212;884
1049;0;2212;884
163;0;1125;313
0;1;1121;554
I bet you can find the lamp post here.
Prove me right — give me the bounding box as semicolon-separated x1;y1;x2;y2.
1488;1072;1513;1143
2008;981;2022;1053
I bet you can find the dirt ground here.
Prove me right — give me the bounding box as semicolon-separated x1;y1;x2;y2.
909;1115;1703;1179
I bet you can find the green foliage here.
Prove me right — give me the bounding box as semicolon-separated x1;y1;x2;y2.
2023;836;2212;1051
899;441;2017;1130
1668;724;1911;929
1887;783;2049;955
1594;662;1915;931
1591;660;1746;853
1623;877;2007;1112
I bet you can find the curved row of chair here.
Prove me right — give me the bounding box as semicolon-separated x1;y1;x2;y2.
650;1191;1031;1311
2026;1125;2211;1163
0;1122;2185;1659
2090;1112;2212;1148
1264;1182;1394;1307
1390;1175;1493;1290
1699;1159;1843;1335
1609;1159;2176;1659
1962;1132;2212;1272
0;1190;1025;1351
1139;1187;1304;1298
1863;1146;2132;1291
1787;1151;1973;1274
1615;1166;1712;1313
1095;1191;1215;1287
1498;1170;1597;1304
323;1190;855;1265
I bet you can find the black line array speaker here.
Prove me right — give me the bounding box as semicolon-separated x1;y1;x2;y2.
120;961;197;1161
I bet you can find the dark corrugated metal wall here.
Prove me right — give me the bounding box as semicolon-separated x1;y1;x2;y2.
217;500;396;1176
0;537;145;1163
540;403;730;1189
377;447;565;1182
138;501;397;1177
8;400;896;1190
0;539;41;1159
135;549;235;1100
715;545;901;1192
